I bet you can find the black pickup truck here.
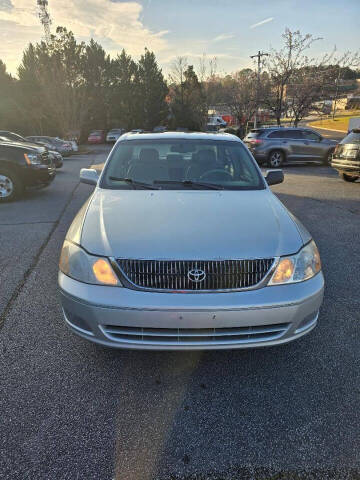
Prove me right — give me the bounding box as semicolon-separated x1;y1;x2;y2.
0;139;56;202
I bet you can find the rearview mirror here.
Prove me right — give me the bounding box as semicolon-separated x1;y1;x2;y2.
265;169;284;186
80;168;99;186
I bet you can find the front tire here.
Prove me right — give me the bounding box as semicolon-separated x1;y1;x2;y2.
340;173;359;182
268;150;284;168
0;167;24;202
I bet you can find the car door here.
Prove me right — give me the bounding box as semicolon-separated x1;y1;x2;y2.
283;130;310;160
301;130;324;160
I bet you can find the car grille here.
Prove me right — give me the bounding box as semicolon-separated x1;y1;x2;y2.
101;323;290;346
116;258;275;291
331;158;360;169
40;152;51;165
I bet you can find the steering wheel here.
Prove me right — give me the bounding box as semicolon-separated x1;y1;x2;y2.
200;169;233;182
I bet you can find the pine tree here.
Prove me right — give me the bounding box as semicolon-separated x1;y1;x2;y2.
137;48;168;130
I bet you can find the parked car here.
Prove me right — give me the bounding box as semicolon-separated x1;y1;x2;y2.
130;129;144;134
59;132;324;350
348;117;360;134
244;127;337;167
205;124;220;133
69;140;79;152
0;138;56;201
88;130;105;144
48;150;63;169
0;132;63;169
26;136;73;157
153;126;167;133
56;137;79;152
208;115;227;127
106;128;125;143
331;129;360;182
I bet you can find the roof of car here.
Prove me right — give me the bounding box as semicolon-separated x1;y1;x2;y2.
119;131;240;142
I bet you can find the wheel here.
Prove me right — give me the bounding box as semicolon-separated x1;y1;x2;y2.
0;167;24;202
340;173;359;182
268;150;284;168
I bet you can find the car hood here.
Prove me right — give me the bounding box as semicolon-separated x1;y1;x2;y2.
78;189;306;260
0;139;46;153
323;138;338;145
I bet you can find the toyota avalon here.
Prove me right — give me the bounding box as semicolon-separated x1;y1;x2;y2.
59;132;324;350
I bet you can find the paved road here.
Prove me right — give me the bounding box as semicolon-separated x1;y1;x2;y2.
304;124;346;142
0;146;359;480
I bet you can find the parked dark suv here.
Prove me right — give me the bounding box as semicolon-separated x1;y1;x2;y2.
331;129;360;182
0;139;56;201
26;136;73;157
244;127;337;167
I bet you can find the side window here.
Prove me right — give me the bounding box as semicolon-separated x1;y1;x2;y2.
302;130;320;141
267;131;284;139
284;130;302;139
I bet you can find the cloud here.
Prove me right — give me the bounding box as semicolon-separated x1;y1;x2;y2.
250;17;274;29
0;0;169;72
213;33;235;43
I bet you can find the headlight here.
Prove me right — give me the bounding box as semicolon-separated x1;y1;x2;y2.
24;152;41;165
269;240;321;285
59;240;120;286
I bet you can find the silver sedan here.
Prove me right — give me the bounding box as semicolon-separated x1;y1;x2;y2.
59;132;324;350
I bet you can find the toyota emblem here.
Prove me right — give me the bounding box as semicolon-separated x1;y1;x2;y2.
187;269;206;283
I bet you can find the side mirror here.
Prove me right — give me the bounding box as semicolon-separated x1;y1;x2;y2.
80;168;99;186
265;169;284;186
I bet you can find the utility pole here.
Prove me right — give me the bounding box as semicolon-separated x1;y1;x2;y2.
250;50;269;129
37;0;52;44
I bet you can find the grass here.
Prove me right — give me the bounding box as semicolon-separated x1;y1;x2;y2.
308;110;360;132
91;162;104;172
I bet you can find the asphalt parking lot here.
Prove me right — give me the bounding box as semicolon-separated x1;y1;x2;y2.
0;145;359;480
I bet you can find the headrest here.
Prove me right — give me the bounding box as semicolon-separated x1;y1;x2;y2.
166;153;183;164
139;148;159;163
197;149;216;165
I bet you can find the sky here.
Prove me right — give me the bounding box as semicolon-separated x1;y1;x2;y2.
0;0;359;76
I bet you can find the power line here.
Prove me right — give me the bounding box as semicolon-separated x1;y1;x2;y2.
37;0;52;44
250;50;269;128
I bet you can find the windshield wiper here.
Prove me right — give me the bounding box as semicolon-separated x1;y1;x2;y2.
153;180;224;190
108;177;160;190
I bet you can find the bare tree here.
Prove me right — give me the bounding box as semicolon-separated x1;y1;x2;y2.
330;50;360;119
261;29;322;125
169;56;188;85
223;69;257;130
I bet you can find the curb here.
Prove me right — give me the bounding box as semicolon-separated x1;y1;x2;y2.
307;123;346;133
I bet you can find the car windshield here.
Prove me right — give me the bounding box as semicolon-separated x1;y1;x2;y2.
91;131;102;135
101;139;265;190
342;131;360;144
0;132;24;142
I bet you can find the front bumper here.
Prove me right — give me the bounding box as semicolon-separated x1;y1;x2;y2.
24;165;56;187
331;157;360;175
59;271;324;350
61;150;72;157
247;148;267;164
